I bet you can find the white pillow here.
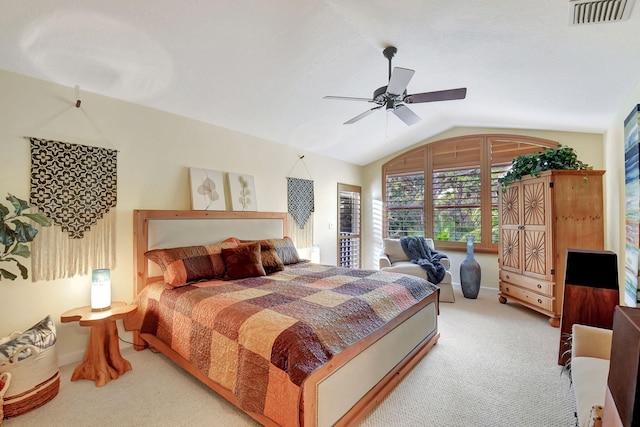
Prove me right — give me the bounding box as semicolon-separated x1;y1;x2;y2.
0;315;57;362
383;238;408;264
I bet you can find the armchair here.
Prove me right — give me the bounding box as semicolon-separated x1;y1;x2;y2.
570;324;612;427
379;238;455;302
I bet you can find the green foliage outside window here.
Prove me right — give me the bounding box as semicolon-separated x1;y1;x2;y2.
386;174;425;238
433;169;481;243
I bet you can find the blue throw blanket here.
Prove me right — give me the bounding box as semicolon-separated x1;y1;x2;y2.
400;236;448;284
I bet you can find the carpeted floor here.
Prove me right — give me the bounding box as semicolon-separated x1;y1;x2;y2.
3;287;576;427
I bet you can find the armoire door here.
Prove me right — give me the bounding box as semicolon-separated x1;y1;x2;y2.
499;183;521;273
521;177;553;281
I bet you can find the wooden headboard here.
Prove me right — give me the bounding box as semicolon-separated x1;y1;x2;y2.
133;210;288;296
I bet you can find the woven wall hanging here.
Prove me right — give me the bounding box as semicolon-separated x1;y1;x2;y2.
287;177;314;249
29;137;117;281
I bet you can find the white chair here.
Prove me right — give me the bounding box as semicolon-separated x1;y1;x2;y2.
378;238;455;303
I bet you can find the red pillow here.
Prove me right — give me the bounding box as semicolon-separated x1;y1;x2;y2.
222;242;266;280
258;240;285;274
238;239;285;274
145;241;237;287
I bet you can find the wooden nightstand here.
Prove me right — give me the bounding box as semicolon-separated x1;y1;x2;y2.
61;301;137;387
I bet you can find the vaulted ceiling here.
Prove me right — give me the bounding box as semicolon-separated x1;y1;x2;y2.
2;1;639;165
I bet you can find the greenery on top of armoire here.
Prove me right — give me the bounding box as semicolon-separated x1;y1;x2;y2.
0;194;52;281
498;144;592;189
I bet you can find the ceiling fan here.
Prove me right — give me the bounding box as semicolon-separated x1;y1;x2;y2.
324;46;467;126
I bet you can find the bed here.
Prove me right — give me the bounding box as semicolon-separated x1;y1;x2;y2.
127;210;440;427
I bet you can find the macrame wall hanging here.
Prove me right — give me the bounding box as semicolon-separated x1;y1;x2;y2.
29;137;117;281
287;177;314;249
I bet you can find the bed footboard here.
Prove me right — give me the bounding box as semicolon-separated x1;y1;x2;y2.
131;294;438;427
303;293;439;427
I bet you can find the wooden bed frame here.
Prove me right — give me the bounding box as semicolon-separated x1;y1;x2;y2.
132;209;440;426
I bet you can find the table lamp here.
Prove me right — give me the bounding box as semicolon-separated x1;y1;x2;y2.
91;269;111;311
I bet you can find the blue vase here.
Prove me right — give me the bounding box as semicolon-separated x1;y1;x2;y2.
460;236;481;299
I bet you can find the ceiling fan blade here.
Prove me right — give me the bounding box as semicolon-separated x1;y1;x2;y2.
344;105;383;124
404;88;467;104
386;67;415;96
324;95;373;102
393;104;421;126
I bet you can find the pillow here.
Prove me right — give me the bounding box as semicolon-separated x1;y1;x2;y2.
0;315;57;362
271;237;301;265
238;239;285;274
383;238;408;264
145;241;238;287
222;242;266;280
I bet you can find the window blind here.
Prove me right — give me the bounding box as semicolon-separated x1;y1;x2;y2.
386;173;425;238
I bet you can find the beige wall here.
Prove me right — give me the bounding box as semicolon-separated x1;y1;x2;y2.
361;128;606;292
0;70;362;364
604;78;640;305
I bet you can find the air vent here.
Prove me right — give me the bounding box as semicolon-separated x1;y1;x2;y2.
569;0;635;25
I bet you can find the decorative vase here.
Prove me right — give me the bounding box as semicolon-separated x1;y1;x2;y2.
460;236;481;299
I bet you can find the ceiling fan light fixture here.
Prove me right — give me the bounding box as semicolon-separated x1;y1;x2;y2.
385;98;395;111
323;46;468;126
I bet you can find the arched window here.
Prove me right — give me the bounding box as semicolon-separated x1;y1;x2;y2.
382;134;558;253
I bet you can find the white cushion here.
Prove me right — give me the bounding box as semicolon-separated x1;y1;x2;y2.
380;261;428;280
383;239;408;263
571;356;609;427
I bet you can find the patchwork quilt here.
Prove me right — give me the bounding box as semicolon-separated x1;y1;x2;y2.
125;262;437;426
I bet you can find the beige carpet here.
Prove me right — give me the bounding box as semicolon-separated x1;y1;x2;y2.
3;287;576;427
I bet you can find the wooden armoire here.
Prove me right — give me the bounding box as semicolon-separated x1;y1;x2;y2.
497;170;605;327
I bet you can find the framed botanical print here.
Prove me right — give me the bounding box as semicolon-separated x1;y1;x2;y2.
228;172;257;211
189;167;226;210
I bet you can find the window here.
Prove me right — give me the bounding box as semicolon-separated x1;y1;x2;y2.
386;173;424;238
433;167;481;242
382;135;557;252
338;183;361;268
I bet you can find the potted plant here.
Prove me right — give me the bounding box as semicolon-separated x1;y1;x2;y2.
0;194;52;280
497;144;592;189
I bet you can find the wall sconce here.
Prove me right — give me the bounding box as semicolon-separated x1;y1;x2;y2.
91;269;111;312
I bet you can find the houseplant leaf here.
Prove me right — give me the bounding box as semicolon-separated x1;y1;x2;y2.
0;193;52;281
22;212;53;227
0;268;17;281
3;258;29;280
0;221;15;246
6;194;29;216
15;260;28;279
10;243;30;258
0;203;8;220
497;144;592;189
11;220;38;243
